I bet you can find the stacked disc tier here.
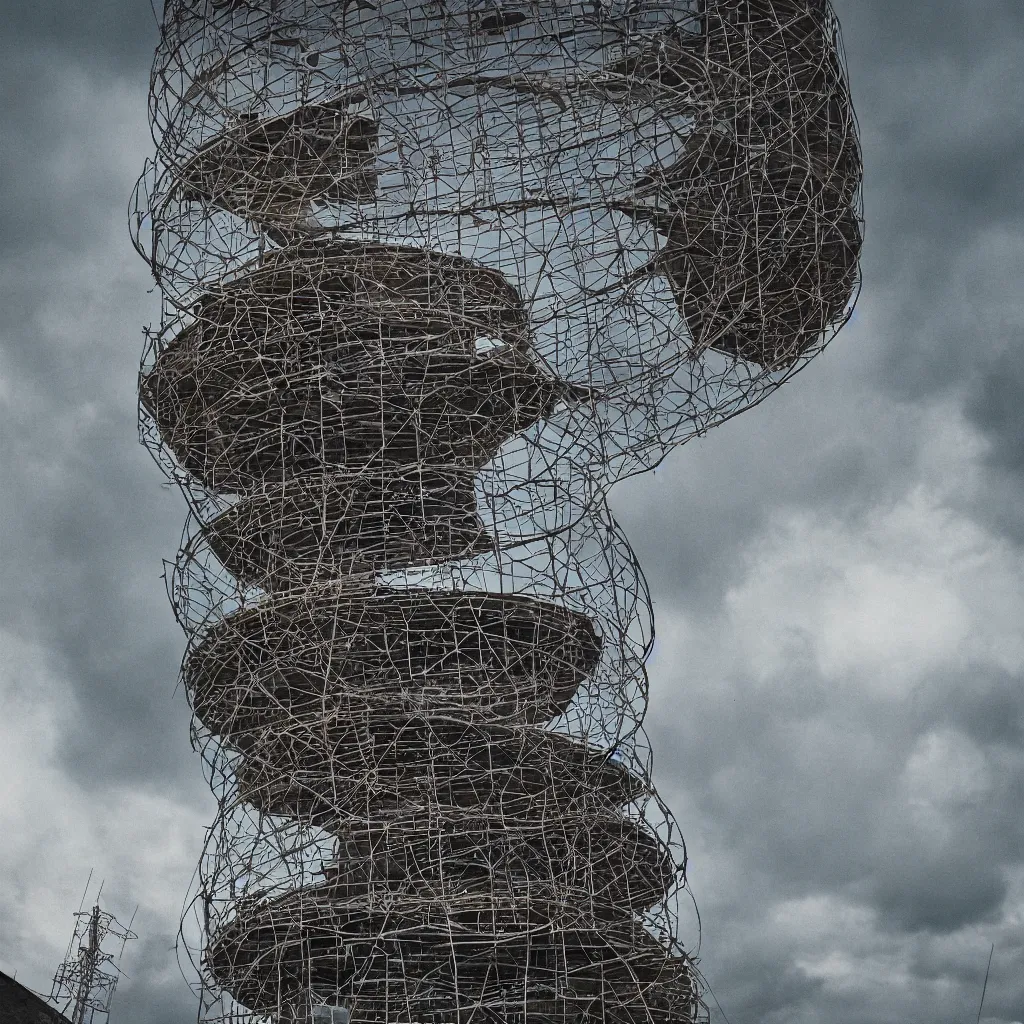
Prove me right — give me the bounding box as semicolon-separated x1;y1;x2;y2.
141;243;561;491
145;216;694;1020
614;1;862;370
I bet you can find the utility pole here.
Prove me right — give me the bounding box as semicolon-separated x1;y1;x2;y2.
70;906;101;1024
51;893;136;1024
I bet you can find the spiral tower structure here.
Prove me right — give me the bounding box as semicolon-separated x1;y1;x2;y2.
132;2;861;1022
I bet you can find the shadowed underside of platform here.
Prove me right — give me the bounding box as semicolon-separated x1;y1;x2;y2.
0;972;69;1024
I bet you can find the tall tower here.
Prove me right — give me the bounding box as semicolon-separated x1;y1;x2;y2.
133;2;861;1022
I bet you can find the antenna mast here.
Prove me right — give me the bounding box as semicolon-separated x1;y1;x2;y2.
51;899;137;1024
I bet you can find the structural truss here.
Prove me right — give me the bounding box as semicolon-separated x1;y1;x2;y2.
132;2;862;1022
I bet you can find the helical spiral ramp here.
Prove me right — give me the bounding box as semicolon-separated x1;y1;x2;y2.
132;2;862;1022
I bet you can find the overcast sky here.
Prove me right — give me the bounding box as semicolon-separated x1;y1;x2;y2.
1;3;1023;1023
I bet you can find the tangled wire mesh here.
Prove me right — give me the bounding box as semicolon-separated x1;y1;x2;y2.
131;1;862;1022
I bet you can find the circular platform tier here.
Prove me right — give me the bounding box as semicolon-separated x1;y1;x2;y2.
202;469;490;588
206;885;698;1024
174;103;378;219
231;722;642;822
168;242;532;352
142;340;563;491
186;587;602;734
608;3;854;110
321;806;673;914
630;129;861;370
609;3;861;370
140;242;553;489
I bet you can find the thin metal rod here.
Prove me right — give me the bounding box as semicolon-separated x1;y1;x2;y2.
976;944;994;1024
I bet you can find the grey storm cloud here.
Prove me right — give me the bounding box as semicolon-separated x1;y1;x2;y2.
0;48;193;788
1;3;1023;1024
2;1;158;71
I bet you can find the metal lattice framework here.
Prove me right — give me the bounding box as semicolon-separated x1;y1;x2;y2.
131;2;861;1022
51;903;137;1024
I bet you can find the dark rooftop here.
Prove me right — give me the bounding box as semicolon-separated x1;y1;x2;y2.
0;971;70;1024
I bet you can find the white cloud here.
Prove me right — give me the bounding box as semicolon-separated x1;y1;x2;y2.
637;398;1024;1022
712;477;1024;697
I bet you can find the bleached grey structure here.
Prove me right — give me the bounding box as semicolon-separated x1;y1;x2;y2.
132;2;862;1021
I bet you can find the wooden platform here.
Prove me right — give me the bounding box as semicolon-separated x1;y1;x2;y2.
205;890;699;1024
202;468;490;586
186;587;601;734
